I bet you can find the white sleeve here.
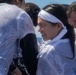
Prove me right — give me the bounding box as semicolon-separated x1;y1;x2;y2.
17;11;35;39
37;57;57;75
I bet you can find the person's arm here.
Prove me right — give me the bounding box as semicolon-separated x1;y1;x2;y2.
20;33;38;75
9;61;22;75
11;67;22;75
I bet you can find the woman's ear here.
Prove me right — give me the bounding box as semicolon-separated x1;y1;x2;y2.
56;22;63;31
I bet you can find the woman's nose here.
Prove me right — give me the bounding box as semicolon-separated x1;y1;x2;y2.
38;26;41;32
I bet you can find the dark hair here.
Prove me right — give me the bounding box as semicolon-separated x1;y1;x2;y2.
25;2;40;27
43;4;75;58
61;4;69;12
67;1;76;18
0;0;23;4
0;0;12;3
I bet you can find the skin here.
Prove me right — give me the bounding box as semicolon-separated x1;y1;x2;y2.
68;11;76;28
11;0;25;9
11;67;22;75
37;17;62;41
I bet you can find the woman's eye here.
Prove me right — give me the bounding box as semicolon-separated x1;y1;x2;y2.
41;24;46;27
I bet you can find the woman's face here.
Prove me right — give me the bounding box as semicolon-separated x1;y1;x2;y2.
68;11;76;28
38;17;61;41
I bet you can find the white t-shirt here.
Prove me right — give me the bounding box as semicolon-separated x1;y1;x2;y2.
0;3;35;75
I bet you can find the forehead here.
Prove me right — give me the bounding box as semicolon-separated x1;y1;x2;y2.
38;17;47;23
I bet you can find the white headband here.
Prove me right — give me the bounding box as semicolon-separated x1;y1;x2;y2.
38;10;66;29
38;10;68;41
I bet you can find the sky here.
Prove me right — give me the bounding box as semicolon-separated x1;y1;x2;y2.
26;0;76;8
25;0;76;38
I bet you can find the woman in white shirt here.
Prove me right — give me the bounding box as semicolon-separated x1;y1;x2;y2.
37;4;76;75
